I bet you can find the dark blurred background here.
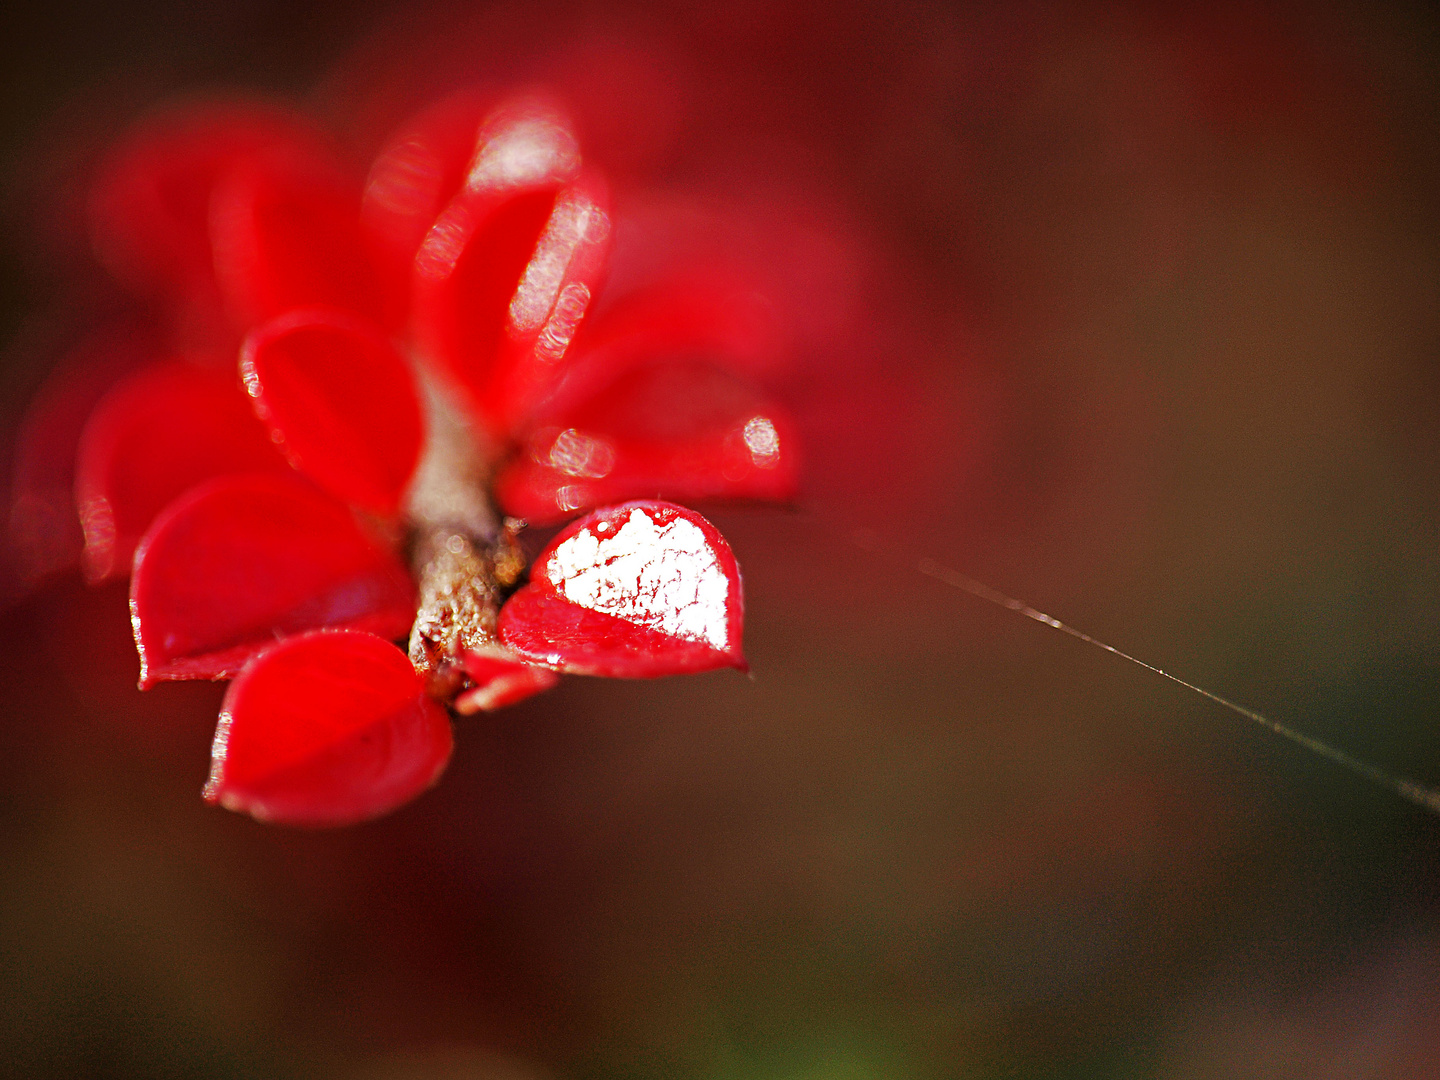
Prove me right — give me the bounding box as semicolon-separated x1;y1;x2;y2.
4;1;1440;1077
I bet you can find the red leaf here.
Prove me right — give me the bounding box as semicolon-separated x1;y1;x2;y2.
131;474;414;687
597;191;867;377
361;86;493;307
453;644;560;714
205;630;452;826
240;309;424;517
87;99;328;322
211;145;391;331
498;501;745;677
412;100;611;436
7;322;156;589
576;276;786;392
74;361;291;582
495;359;800;525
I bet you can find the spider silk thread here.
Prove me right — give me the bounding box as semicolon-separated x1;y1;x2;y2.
838;526;1440;818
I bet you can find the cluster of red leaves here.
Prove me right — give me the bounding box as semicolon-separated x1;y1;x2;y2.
10;90;801;826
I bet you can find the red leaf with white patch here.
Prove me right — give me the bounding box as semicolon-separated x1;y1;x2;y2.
498;501;745;677
206;630;452;826
130;474;414;687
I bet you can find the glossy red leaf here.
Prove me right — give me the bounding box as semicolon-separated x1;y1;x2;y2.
412;100;611;436
453;644;560;714
240;309;424;517
211;145;392;332
495;359;800;525
87;100;328;326
205;630;452;826
360;87;493;306
131;474;415;687
498;501;745;677
74;361;291;582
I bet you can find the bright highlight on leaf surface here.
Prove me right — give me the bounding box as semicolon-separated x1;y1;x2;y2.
130;474;414;687
205;630;452;827
240;309;424;517
75;362;290;583
498;501;745;677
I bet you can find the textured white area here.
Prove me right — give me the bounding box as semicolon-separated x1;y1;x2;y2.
547;427;615;478
742;416;781;467
509;197;600;335
551;508;729;650
467;117;580;190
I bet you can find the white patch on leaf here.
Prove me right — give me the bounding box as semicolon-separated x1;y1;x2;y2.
551;508;729;650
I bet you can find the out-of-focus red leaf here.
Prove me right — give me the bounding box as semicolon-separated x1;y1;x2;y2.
496;359;799;525
557;276;785;398
361;86;493;308
598;192;870;382
412;100;611;437
211;145;392;332
87;100;330;334
7;322;157;590
74;361;291;582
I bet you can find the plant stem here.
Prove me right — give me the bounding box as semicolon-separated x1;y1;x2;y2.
404;384;524;700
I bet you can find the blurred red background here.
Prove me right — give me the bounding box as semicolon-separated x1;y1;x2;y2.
4;1;1440;1077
